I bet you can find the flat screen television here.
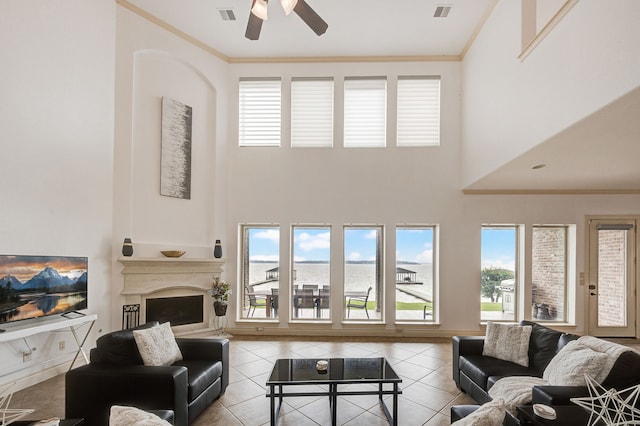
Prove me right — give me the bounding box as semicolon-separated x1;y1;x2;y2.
0;255;88;325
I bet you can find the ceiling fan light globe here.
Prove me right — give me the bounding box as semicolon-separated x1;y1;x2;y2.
280;0;298;15
251;0;269;20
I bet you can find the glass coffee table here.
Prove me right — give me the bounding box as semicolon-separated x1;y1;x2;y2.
266;357;402;425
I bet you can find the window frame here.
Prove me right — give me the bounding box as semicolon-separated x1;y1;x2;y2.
396;76;441;147
343;224;385;322
394;225;438;323
480;224;521;323
532;224;570;323
239;224;280;321
290;225;332;321
343;77;387;148
238;77;282;147
291;77;334;148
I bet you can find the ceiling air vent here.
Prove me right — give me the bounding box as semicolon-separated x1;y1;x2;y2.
218;9;237;21
434;5;452;18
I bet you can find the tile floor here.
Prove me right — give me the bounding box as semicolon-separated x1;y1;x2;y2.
10;336;475;425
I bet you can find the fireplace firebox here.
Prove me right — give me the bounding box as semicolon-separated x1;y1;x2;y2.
146;295;204;326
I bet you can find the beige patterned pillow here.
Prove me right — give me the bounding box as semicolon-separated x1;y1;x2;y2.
109;405;172;426
133;322;182;366
483;322;532;367
451;398;506;426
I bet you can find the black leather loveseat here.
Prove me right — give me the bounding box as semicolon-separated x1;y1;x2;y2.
65;322;229;426
452;320;640;425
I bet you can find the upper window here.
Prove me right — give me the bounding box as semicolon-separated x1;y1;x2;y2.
239;78;281;147
397;76;441;147
481;226;518;322
344;77;387;148
291;78;334;148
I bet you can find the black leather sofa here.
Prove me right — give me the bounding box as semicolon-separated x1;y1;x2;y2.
452;320;640;425
65;322;229;426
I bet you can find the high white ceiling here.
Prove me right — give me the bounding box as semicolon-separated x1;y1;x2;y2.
125;0;494;59
122;0;640;193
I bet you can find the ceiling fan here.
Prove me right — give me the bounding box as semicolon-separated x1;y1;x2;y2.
245;0;328;41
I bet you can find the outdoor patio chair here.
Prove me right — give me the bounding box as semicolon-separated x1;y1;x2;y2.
245;286;268;317
423;305;432;319
294;288;316;318
346;286;372;318
317;287;330;318
271;287;279;316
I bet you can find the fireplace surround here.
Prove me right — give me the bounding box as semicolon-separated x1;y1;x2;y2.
118;257;224;335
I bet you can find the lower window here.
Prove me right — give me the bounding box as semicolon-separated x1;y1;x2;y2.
240;225;280;319
343;226;383;321
481;226;518;322
532;225;568;322
291;226;331;320
395;226;436;321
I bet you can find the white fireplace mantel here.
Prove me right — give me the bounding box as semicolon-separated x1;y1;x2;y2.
118;257;224;334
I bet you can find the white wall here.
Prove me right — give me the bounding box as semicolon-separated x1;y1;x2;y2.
2;0;637;393
222;61;640;337
0;0;115;389
113;7;230;330
461;0;640;187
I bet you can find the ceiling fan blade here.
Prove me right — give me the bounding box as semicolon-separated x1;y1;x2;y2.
293;0;328;36
245;1;264;40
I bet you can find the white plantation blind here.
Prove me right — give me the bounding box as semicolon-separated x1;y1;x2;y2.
291;78;334;147
239;78;281;146
397;76;441;147
344;77;387;147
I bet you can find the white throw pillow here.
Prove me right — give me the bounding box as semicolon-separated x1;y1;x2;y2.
483;322;532;367
109;405;172;426
133;321;183;366
451;398;506;426
543;340;613;385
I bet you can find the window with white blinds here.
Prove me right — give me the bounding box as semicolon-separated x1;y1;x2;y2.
239;78;281;147
344;77;387;148
291;78;334;147
397;76;441;147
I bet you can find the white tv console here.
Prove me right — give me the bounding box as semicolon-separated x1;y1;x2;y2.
0;313;97;371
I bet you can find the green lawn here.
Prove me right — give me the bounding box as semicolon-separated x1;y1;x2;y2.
351;302;494;311
348;302;432;310
481;302;502;311
396;301;432;310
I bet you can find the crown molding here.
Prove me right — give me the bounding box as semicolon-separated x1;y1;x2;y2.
117;0;466;64
460;0;499;60
463;188;640;195
117;0;230;62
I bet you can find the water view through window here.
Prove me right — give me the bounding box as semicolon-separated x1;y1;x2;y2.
292;227;331;320
240;226;279;319
396;227;435;321
344;227;383;320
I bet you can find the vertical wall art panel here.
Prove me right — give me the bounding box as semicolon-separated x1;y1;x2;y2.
161;97;192;199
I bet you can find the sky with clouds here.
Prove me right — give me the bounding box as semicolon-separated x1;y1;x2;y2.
248;227;437;264
481;227;516;270
248;226;515;269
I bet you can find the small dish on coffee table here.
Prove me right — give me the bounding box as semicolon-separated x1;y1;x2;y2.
533;404;556;420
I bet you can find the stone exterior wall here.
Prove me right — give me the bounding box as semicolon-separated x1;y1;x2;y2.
597;230;626;326
532;227;566;320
